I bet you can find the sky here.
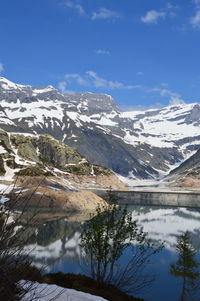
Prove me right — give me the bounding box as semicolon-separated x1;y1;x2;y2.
1;0;200;109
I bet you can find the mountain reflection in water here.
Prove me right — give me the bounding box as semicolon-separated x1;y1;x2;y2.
22;206;200;301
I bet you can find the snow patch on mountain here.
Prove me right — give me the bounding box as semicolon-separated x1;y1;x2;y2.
122;103;200;148
0;76;200;179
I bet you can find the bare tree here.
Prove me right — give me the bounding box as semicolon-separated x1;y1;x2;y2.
0;181;62;301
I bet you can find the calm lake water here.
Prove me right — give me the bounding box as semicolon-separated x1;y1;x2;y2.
23;205;200;301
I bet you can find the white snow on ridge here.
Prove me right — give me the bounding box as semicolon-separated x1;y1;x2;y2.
0;78;200;177
32;86;55;95
121;103;200;148
122;129;174;147
94;115;117;126
67;111;118;127
0;77;56;96
2;99;65;125
0;77;27;90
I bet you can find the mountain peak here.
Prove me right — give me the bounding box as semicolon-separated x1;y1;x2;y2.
0;77;57;93
0;76;26;90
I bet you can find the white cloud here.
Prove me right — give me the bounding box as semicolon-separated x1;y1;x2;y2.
86;71;140;89
95;49;110;55
58;81;67;93
190;10;200;28
169;96;185;105
92;8;120;20
120;103;164;112
150;87;185;105
192;0;200;6
65;73;88;86
58;81;75;94
137;71;143;76
0;63;4;74
190;0;200;28
160;82;169;87
141;3;178;24
141;10;166;24
63;1;86;16
61;71;141;91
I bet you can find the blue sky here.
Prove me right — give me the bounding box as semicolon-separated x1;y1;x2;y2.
1;0;200;109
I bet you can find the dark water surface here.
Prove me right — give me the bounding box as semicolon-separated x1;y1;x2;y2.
23;205;200;301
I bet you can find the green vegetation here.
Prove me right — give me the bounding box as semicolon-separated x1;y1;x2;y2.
93;165;112;176
65;163;112;176
10;134;39;162
65;162;92;175
170;231;200;301
15;165;53;176
80;204;163;295
0;155;5;175
0;129;12;153
1;130;112;178
38;134;83;167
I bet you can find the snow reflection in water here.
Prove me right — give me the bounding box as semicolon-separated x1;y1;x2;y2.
23;206;200;301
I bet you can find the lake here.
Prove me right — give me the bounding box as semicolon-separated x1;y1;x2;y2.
23;205;200;301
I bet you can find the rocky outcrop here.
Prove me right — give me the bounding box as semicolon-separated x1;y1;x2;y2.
65;173;127;190
166;148;200;188
9;187;108;212
37;135;83;167
0;129;126;211
170;177;200;188
10;133;83;167
0;128;12;153
170;148;200;177
0;130;123;183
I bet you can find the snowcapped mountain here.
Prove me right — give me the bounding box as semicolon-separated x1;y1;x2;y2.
0;76;199;179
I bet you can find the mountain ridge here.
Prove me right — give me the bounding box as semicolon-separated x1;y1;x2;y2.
0;76;199;180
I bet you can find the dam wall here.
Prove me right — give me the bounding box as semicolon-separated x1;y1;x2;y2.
92;189;200;208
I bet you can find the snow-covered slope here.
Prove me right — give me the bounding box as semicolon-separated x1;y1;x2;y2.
0;76;199;179
22;281;108;301
122;104;200;149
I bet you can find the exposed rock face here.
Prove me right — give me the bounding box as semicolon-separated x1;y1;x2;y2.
37;135;83;167
12;188;107;212
65;173;126;190
0;128;12;153
166;149;200;188
0;128;126;211
1;77;200;179
171;177;200;188
10;133;84;167
184;104;200;125
170;148;200;177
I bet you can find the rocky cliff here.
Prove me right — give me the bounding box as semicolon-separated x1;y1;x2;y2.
0;128;125;210
166;149;200;188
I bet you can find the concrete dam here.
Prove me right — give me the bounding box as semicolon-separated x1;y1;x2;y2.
92;189;200;208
